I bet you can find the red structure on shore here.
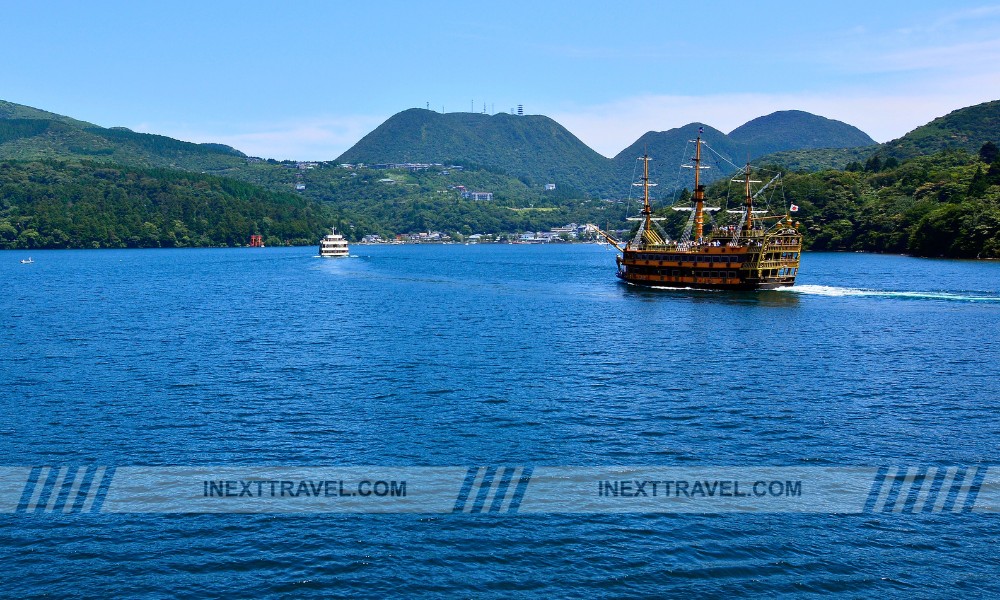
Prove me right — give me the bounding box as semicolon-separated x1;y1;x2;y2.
249;235;264;248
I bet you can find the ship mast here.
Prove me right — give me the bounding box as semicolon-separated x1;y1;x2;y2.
693;130;705;242
742;164;755;237
641;151;652;237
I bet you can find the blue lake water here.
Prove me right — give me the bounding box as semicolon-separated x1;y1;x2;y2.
2;245;1000;596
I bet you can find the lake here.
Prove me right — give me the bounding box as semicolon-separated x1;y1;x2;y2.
2;245;999;596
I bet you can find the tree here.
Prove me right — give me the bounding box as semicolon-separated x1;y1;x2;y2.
979;141;999;164
864;155;883;173
968;166;989;198
988;159;1000;185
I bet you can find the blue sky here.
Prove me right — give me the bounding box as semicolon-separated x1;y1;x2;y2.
3;1;1000;159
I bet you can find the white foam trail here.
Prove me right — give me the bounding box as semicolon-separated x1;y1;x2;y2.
776;285;1000;302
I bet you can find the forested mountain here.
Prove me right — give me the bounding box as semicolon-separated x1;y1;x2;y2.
0;99;96;128
729;110;876;158
339;108;880;197
612;114;878;192
0;100;246;171
611;123;743;194
2;98;880;196
337;109;616;196
880;99;1000;160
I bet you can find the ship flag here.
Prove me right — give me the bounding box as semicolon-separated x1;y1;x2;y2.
789;204;799;212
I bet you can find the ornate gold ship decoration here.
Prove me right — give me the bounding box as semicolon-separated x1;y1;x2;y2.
599;130;803;290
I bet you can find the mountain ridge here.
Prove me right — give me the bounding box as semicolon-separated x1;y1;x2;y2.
0;99;246;171
729;110;876;157
336;108;880;196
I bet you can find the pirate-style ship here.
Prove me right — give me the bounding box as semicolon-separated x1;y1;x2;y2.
600;130;802;290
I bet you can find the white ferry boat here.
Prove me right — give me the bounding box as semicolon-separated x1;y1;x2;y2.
319;227;350;257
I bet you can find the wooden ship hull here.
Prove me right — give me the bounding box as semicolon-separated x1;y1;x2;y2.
616;236;801;290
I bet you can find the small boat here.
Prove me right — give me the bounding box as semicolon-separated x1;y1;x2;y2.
319;228;350;258
20;257;33;264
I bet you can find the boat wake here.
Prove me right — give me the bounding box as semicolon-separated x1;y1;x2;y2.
776;284;1000;303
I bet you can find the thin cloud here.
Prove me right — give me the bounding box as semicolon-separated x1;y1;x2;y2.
920;5;1000;32
830;7;1000;75
877;38;1000;72
135;116;385;161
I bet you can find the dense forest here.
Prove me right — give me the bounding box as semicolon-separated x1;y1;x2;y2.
680;143;1000;258
0;160;333;249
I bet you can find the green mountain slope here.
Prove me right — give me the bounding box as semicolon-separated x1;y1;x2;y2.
611;123;745;195
0;100;246;171
336;108;616;196
752;146;878;172
0;99;97;128
729;110;876;157
881;99;1000;160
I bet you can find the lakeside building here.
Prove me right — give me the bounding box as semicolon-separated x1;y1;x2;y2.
395;231;453;243
456;188;494;201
